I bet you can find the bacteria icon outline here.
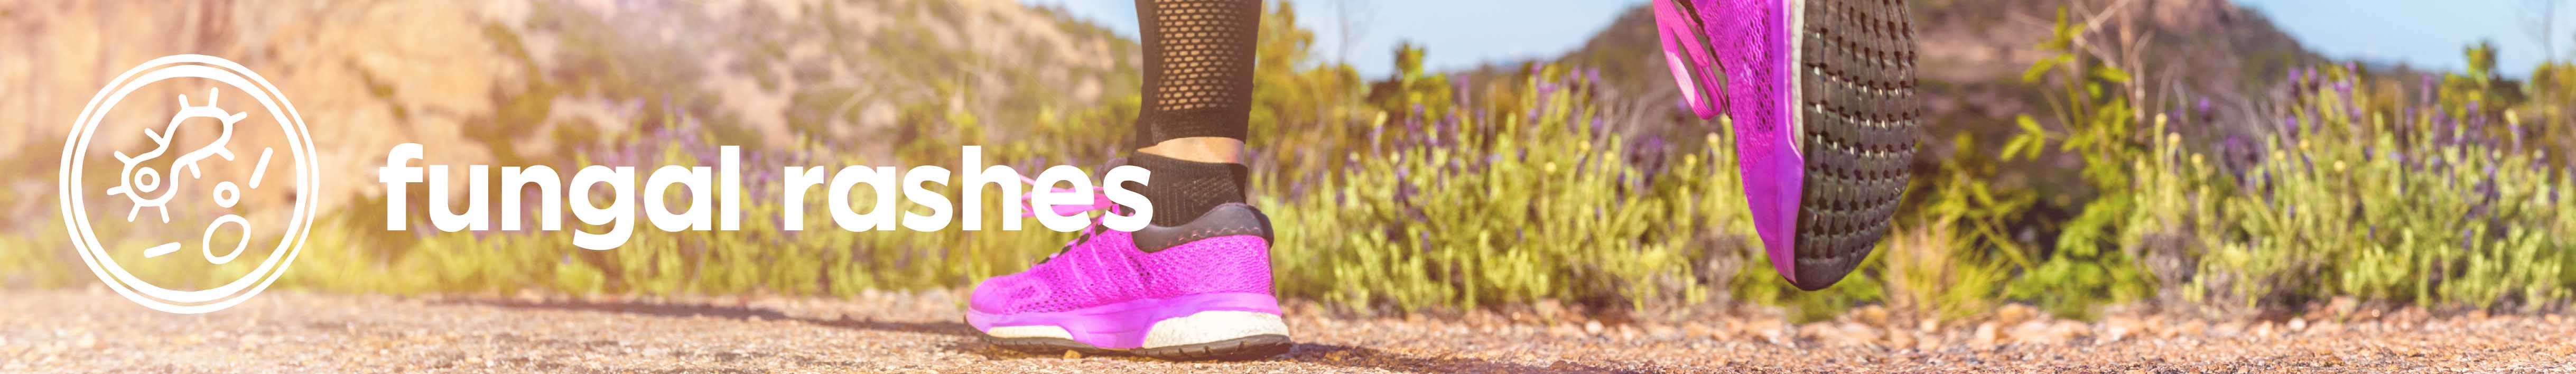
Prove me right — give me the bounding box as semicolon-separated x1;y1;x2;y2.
100;88;275;265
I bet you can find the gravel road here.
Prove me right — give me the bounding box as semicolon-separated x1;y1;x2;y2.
4;288;2571;372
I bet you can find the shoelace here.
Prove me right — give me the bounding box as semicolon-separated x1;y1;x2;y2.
1011;171;1124;262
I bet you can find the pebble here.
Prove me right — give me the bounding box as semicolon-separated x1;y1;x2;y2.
1549;324;1578;338
1755;322;1792;347
1647;325;1679;340
1970;322;2002;349
1915;331;1946;351
2007;321;2083;346
2053;321;2092;343
2211;321;2245;338
2309;321;2344;334
1831;323;1880;348
1855;305;1891;327
1684;322;1715;340
1995;304;2040;326
2326;297;2359;320
2100;316;2140;343
1535;300;1564;320
2175;320;2208;338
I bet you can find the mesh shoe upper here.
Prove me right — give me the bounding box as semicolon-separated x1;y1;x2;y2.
969;204;1275;315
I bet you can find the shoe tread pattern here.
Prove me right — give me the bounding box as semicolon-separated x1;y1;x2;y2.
1791;0;1921;290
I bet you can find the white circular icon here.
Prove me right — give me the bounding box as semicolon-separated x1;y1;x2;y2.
59;54;317;314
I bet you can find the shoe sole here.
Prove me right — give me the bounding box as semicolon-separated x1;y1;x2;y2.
986;333;1291;361
970;293;1291;361
1787;0;1919;290
1660;0;1920;290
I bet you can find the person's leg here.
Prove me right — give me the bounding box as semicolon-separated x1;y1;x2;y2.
1138;138;1243;164
1126;0;1263;226
967;0;1287;361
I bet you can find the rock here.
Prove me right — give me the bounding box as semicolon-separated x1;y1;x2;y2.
1917;331;1947;351
1802;323;1878;348
2250;322;2278;340
2211;321;2244;338
1797;324;1833;342
1684;322;1716;340
1970;322;2002;349
1753;321;1792;347
2006;320;2084;345
1855;305;1892;327
2327;297;2359;320
2099;316;2140;343
1842;323;1884;347
1062;350;1082;359
1584;320;1605;335
2177;320;2209;338
2052;321;2092;343
1647;325;1679;340
1995;304;2040;326
2310;321;2345;334
1463;311;1498;327
2287;318;2307;332
2398;306;2432;324
1549;323;1579;338
1887;329;1917;349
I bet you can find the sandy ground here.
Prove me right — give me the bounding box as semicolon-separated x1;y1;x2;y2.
5;288;2573;373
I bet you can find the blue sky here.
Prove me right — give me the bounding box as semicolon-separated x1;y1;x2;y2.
1021;0;2576;78
2240;0;2576;76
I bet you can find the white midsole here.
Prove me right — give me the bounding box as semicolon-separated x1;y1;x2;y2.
1141;311;1289;349
984;325;1075;340
1787;0;1807;157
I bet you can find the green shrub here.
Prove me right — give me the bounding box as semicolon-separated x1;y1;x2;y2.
2127;63;2576;311
1267;65;1752;312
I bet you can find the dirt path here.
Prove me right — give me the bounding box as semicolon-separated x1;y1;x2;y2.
4;289;2571;372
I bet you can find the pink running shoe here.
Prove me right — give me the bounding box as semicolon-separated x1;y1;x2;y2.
966;181;1288;360
1654;0;1922;290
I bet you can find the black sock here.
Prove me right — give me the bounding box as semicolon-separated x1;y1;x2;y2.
1129;0;1262;148
1124;153;1248;227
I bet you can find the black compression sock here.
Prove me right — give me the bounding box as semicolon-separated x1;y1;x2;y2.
1130;0;1262;146
1125;153;1249;227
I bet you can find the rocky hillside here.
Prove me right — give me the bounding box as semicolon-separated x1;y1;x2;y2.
0;0;1140;226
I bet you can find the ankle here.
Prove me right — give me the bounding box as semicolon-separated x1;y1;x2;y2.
1123;153;1249;227
1137;137;1245;164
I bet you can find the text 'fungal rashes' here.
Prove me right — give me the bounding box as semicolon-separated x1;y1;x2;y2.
377;144;1152;250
